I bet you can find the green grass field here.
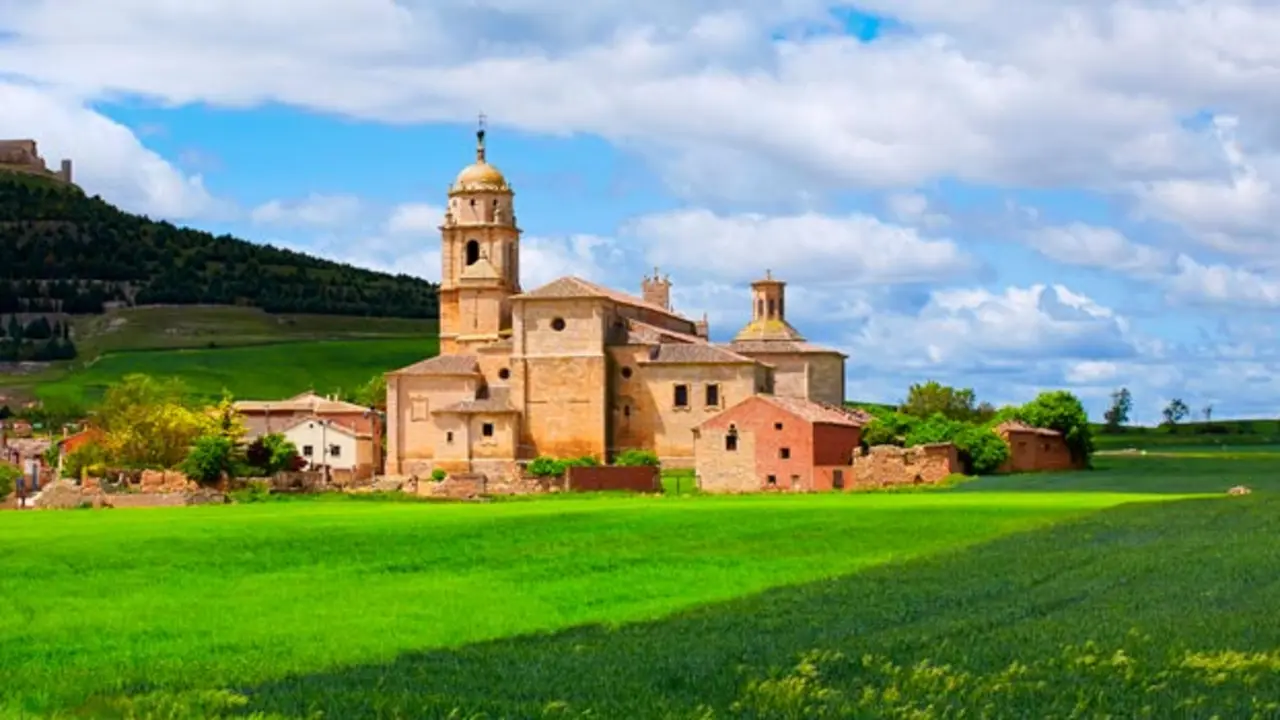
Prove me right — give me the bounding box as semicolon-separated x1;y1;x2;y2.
4;447;1278;717
31;337;438;406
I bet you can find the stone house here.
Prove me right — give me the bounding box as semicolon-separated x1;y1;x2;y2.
693;395;867;493
385;123;848;480
995;421;1080;472
234;391;383;472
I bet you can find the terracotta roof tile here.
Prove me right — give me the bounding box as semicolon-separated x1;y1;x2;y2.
758;395;869;427
279;415;373;439
235;392;374;414
625;318;702;345
513;276;693;324
640;343;759;365
387;354;481;376
996;420;1062;437
434;387;519;414
729;339;846;356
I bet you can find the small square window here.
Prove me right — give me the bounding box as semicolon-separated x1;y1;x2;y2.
674;384;689;408
329;444;341;458
302;445;313;457
482;423;494;437
774;422;783;430
766;475;777;486
780;447;790;459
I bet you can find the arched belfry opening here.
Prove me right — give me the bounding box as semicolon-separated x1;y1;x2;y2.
465;239;480;265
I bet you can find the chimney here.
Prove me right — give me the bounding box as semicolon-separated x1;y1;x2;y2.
695;312;709;339
641;267;671;311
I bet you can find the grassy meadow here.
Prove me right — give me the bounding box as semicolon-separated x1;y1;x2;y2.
2;446;1277;717
28;338;437;406
0;306;438;406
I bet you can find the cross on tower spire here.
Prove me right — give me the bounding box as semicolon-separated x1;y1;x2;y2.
476;112;488;163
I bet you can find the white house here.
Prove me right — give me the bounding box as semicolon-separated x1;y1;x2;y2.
281;416;374;480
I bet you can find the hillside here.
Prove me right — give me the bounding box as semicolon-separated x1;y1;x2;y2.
0;172;439;319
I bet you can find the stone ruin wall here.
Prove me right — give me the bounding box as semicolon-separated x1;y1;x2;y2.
849;443;959;489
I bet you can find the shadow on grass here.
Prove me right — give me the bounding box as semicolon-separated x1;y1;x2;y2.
81;494;1279;719
958;451;1280;494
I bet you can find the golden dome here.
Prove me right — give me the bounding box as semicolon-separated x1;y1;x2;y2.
453;161;508;190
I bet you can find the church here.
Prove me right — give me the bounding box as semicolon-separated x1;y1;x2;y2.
385;123;848;479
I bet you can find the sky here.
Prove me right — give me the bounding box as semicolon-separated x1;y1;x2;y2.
2;1;1279;424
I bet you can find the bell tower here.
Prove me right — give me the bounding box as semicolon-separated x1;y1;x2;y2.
732;269;806;343
438;114;522;354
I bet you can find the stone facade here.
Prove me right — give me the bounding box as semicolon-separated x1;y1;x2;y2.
995;421;1081;473
694;395;865;493
850;443;960;489
0;139;73;184
386;125;849;481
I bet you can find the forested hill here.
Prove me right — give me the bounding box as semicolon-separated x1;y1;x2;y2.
0;172;439;318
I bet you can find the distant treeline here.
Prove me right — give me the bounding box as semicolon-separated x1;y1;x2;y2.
0;175;440;318
0;314;77;361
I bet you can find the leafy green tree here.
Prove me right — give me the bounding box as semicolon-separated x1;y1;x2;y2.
900;381;985;422
1162;398;1190;426
1016;391;1095;466
1103;387;1132;432
181;434;237;486
0;462;18;498
352;374;387;411
953;426;1010;475
245;433;303;475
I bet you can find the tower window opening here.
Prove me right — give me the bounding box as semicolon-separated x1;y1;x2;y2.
466;239;480;265
767;299;775;317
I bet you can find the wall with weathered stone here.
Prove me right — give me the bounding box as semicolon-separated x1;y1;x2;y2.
388;373;480;474
631;362;759;468
849;443;958;488
694;425;758;493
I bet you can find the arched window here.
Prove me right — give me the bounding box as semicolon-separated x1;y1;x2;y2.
767;299;775;317
778;297;784;317
726;425;738;452
465;239;480;265
756;299;764;318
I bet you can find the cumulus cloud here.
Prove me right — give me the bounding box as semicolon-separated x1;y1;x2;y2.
1024;223;1171;278
0;81;222;219
629;208;973;285
251;193;363;227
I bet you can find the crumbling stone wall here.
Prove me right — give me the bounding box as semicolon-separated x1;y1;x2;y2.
849;443;958;489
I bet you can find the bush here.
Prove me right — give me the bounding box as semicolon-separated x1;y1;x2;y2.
231;479;272;503
430;468;447;482
953;425;1010;475
0;462;18;498
63;442;109;480
614;449;660;467
903;413;965;447
527;455;600;478
244;433;302;475
181;434;237;486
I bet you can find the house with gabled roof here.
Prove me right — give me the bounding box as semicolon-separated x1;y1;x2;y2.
384;123;848;480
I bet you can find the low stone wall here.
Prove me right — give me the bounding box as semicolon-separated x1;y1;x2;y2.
138;469;196;493
417;473;560;499
33;479;227;510
566;465;660;493
850;443;959;489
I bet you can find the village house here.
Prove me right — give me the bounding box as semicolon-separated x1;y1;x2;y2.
233;391;384;475
995;420;1081;473
694;395;871;493
385;122;848;479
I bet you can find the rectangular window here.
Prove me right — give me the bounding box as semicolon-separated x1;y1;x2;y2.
446;431;454;444
411;399;428;421
780;447;790;459
674;384;689;408
725;432;738;451
482;423;494;437
774;422;783;430
302;445;313;457
833;469;845;490
329;444;341;458
766;475;777;486
705;383;720;407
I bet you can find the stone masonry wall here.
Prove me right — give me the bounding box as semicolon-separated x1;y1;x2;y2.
849;443;959;489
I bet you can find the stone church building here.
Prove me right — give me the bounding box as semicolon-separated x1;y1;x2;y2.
385;125;849;478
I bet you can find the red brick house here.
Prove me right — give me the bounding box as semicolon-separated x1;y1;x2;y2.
995;420;1081;472
693;395;867;493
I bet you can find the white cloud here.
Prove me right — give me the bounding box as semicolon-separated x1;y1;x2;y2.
251;193;363;227
385;203;444;235
3;0;1278;199
1166;255;1280;310
0;81;221;219
1024;222;1170;278
629;208;972;285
